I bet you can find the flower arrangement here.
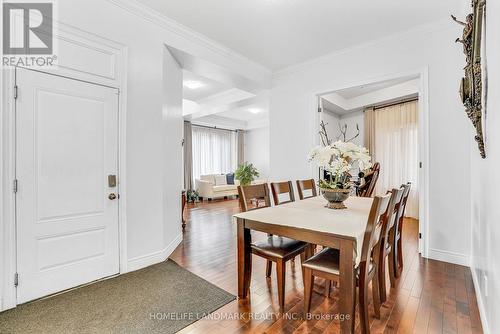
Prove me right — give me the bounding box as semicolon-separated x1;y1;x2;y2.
309;140;372;190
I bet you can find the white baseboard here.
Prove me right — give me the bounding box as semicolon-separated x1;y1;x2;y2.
470;261;490;334
427;248;470;267
126;233;183;272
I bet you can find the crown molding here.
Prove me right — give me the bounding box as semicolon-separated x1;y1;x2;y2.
105;0;271;76
273;17;454;81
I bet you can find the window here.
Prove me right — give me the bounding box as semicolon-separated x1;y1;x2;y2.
192;126;237;180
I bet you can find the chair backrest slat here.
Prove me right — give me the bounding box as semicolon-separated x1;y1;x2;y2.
359;194;392;275
238;184;271;212
270;181;295;206
394;182;412;236
296;179;317;200
381;188;405;251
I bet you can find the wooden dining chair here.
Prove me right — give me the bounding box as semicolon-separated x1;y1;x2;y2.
377;187;404;303
270;181;295;205
357;162;380;197
296;179;317;200
237;184;309;310
393;182;412;278
302;193;394;334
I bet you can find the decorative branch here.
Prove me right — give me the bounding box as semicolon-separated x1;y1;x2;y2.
319;120;331;146
337;122;360;142
451;14;466;26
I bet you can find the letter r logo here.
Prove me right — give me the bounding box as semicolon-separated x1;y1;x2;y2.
3;2;53;55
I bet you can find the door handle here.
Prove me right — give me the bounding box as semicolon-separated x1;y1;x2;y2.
108;193;117;200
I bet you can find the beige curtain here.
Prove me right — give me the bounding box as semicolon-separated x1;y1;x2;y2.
364;107;376;159
236;130;245;166
183;121;193;190
373;101;419;219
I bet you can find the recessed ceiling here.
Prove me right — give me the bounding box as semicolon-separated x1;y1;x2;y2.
335;75;419;99
322;99;345;115
321;76;419;116
182;70;230;102
136;0;460;70
217;103;269;122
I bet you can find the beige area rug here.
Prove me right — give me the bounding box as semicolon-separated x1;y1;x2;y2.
0;260;235;334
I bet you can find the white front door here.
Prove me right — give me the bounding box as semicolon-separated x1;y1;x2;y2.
15;68;120;303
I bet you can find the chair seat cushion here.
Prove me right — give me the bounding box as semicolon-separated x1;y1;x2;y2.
302;247;374;276
251;236;308;258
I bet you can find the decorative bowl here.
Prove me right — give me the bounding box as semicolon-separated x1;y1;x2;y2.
320;188;350;209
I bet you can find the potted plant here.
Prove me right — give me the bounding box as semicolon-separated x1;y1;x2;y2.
309;140;371;209
186;189;199;203
235;162;260;186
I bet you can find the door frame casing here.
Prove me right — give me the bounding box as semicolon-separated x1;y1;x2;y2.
0;25;128;311
310;67;430;258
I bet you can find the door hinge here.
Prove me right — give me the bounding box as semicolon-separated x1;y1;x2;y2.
13;179;18;193
419;162;423;168
14;85;18;100
419;233;422;239
14;273;19;287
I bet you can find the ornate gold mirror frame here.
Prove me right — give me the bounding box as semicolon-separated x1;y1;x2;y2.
453;0;486;158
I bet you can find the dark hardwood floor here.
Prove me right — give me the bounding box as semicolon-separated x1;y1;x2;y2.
171;199;482;334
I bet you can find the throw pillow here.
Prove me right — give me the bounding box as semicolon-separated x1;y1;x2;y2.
214;174;227;186
226;173;235;185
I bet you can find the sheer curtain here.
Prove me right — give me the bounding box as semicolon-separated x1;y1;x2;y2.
192;126;237;180
183;121;193;190
374;100;419;218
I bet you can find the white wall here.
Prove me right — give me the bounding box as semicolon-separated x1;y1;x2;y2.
338;111;364;147
245;127;270;179
470;1;500;332
161;47;183;266
320;109;340;142
0;0;271;310
270;18;471;265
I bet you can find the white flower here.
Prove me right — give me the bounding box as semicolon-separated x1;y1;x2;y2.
308;145;336;168
308;140;373;188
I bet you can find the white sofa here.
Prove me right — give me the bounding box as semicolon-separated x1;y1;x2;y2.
195;174;267;200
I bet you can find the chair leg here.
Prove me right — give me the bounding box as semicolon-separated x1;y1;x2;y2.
303;268;314;314
300;252;306;281
378;254;387;304
396;236;403;277
372;269;381;319
266;261;272;278
359;279;371;334
306;244;315;259
388;249;397;288
276;259;286;310
325;280;331;297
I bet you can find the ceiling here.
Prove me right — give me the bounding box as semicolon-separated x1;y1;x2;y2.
321;76;419;116
183;70;269;128
335;75;419;99
216;103;269;122
183;70;230;102
136;0;459;70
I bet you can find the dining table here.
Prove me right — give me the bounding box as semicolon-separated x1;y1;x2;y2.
233;195;374;334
